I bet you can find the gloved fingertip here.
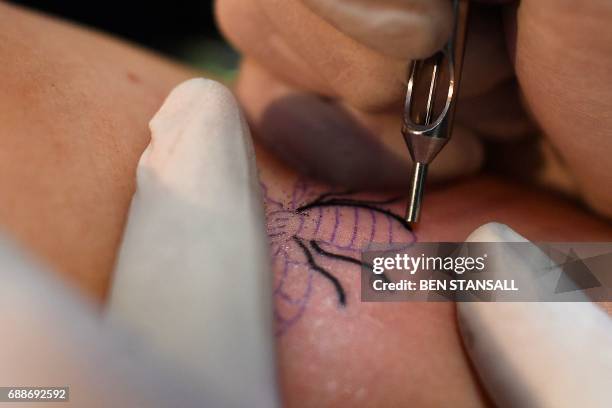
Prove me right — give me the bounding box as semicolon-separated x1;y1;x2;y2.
109;78;280;408
458;222;612;408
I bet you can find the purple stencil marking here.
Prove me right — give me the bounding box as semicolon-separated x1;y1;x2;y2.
330;207;340;243
313;206;323;237
263;178;415;336
368;209;376;244
389;213;394;243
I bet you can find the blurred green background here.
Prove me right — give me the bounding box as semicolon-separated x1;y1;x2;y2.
10;0;240;82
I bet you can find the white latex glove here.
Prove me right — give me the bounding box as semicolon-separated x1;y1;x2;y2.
0;78;279;407
107;78;280;407
458;223;612;408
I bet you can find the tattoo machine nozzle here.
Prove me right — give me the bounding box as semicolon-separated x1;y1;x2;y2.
402;0;470;223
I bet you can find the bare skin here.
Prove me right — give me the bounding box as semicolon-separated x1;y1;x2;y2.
0;3;193;298
0;3;611;407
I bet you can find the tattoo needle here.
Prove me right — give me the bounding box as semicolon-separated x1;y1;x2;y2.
402;0;470;223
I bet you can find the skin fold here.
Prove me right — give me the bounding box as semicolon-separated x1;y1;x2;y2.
1;3;611;407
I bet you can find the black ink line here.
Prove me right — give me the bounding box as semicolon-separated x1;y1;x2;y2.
297;198;412;231
312;190;355;203
293;236;346;306
310;240;369;268
310;191;404;208
309;240;392;284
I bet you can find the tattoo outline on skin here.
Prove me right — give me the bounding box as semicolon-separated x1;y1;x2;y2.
263;179;416;336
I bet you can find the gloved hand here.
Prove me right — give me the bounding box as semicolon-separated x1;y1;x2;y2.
0;79;279;407
216;0;612;218
459;223;612;408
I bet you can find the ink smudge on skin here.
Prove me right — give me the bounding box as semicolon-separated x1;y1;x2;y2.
263;178;416;336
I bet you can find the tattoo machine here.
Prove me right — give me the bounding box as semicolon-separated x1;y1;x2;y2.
402;0;470;223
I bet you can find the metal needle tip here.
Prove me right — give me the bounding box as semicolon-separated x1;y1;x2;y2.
406;162;428;223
